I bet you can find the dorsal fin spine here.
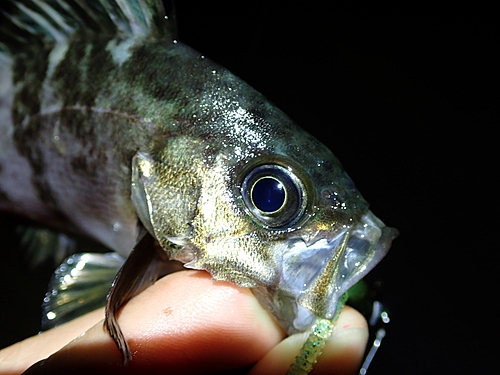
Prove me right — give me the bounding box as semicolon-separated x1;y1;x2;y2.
35;0;76;36
14;1;70;43
1;0;172;54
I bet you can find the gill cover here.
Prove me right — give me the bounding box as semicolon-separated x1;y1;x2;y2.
131;148;200;255
131;152;156;237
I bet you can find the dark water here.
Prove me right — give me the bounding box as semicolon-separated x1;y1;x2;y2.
1;2;495;374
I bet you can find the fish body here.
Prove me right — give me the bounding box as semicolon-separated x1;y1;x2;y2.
0;0;397;364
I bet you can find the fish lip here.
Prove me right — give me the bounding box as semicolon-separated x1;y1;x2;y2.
278;211;397;332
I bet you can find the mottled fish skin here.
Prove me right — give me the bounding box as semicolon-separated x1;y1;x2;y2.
0;0;397;366
0;1;166;253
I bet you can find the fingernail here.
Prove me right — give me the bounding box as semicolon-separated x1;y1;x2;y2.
22;359;47;375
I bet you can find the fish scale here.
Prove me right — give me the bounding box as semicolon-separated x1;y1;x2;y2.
0;1;397;372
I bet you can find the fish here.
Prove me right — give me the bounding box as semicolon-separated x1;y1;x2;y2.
0;0;398;368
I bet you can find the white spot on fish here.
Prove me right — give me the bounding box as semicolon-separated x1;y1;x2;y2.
46;41;70;79
41;44;68;116
106;37;136;66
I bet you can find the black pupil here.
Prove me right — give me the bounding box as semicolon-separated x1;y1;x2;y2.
252;177;285;212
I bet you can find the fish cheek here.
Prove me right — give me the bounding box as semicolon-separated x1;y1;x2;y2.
186;161;281;287
186;234;281;288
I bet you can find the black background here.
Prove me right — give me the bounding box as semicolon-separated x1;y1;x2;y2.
0;2;496;374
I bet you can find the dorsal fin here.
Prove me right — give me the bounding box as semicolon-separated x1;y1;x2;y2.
0;0;174;54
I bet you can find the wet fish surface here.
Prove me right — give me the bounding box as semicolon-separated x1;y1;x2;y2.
0;0;397;365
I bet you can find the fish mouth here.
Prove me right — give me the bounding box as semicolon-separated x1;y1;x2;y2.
278;211;398;332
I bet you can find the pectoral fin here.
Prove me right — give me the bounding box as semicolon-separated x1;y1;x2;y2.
104;228;184;364
41;252;125;330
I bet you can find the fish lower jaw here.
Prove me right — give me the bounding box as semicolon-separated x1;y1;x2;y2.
269;210;396;334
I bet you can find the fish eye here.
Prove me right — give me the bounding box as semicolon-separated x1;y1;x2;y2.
251;177;286;213
241;164;306;228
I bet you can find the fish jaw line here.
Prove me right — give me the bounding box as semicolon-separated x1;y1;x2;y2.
276;210;397;333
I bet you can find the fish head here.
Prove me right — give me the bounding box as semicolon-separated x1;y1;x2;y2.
130;52;397;334
226;128;398;333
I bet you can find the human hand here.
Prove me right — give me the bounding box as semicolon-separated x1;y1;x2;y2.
0;270;368;375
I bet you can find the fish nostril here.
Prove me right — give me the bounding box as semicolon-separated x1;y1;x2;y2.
321;188;337;200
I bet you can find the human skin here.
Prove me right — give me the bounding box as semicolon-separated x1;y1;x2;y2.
0;270;368;375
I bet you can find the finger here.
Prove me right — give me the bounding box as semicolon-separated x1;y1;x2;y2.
0;308;104;374
248;306;368;375
22;270;285;375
